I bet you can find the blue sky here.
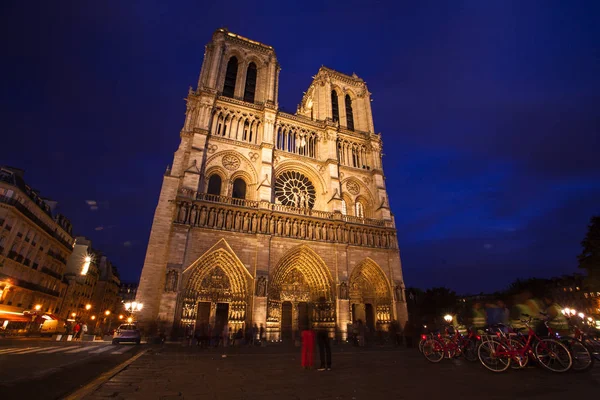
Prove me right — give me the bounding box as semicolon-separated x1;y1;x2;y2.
1;0;598;293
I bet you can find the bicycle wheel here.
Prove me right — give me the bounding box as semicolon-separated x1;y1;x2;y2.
534;339;572;373
443;337;458;359
507;338;529;369
422;338;444;363
562;338;593;371
583;337;600;361
418;338;426;353
462;338;479;362
478;339;510;372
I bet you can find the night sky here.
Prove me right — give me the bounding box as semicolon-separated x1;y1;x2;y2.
1;1;598;294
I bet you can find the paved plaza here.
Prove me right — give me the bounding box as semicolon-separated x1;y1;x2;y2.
83;344;600;400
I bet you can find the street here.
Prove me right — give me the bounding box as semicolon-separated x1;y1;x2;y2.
83;343;600;400
0;337;145;400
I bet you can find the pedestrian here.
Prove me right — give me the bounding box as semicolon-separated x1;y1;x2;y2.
186;324;194;347
316;326;332;371
403;320;413;348
252;324;258;346
222;324;230;347
73;322;81;340
301;328;315;369
259;324;265;345
81;323;88;338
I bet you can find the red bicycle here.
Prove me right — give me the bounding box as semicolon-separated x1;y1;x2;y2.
477;315;572;373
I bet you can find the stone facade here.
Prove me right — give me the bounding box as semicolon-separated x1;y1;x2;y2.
136;28;408;339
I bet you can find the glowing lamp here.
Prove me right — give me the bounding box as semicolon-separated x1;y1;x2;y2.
85;304;92;310
127;317;133;323
90;315;96;320
118;314;124;320
105;310;111;316
578;312;584;319
34;304;42;311
443;314;453;323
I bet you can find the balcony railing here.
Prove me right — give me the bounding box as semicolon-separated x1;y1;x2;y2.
175;191;397;249
182;189;392;228
41;266;62;280
0;272;60;298
0;195;73;250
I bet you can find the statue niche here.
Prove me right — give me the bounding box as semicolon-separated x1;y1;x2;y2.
165;270;178;292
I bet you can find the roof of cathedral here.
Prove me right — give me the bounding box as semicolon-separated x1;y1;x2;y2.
215;28;274;51
318;66;364;83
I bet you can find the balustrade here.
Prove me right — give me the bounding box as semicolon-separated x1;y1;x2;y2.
174;197;397;250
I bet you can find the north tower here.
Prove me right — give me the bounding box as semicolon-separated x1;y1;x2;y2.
136;28;407;340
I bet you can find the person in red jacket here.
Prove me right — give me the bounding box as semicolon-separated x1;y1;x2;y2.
73;322;81;340
301;329;315;369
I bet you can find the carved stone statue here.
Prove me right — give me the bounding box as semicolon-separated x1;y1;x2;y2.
256;276;267;297
292;220;298;237
339;282;348;300
189;206;197;226
199;207;207;226
208;208;215;226
217;209;224;228
394;285;403;302
226;210;232;229
243;213;250;231
261;215;267;232
164;270;178;292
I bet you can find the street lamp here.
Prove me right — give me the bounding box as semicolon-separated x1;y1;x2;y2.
127;317;133;323
118;314;124;320
105;310;111;316
85;304;92;311
443;314;453;323
124;302;143;323
578;312;585;319
71;312;77;319
90;315;96;320
34;304;41;311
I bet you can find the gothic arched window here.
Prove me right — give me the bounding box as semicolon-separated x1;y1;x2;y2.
243;62;257;103
341;199;347;216
355;202;365;218
331;90;339;122
232;178;247;199
345;94;354;131
207;175;222;196
223;57;238;98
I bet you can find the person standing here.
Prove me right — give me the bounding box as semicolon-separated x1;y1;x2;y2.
316;326;332;371
73;322;81;340
301;328;315;369
222;324;230;347
81;323;88;339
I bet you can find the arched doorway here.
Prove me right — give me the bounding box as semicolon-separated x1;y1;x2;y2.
179;247;252;336
267;246;334;342
349;259;393;333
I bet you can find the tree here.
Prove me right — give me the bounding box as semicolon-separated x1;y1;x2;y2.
578;216;600;289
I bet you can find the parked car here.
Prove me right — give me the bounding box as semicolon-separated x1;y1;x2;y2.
112;324;141;344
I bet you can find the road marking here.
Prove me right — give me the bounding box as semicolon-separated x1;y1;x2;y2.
15;346;61;354
111;346;134;354
90;346;113;354
6;347;41;354
0;347;28;354
65;346;100;353
63;348;149;400
38;346;80;354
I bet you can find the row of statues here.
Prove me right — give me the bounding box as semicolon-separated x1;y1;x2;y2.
175;202;397;249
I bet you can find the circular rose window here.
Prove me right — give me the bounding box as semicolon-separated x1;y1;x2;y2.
274;171;316;209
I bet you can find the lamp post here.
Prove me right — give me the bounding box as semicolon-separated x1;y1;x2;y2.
124;302;143;323
443;314;453;324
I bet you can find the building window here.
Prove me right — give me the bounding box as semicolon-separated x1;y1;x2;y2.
222;57;238;98
331;90;339;122
341;200;347;216
345;94;354;131
243;62;257;103
207;175;222;196
355;202;365;218
232;178;247;200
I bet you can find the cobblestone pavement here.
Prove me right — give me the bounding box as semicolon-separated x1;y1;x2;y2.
84;344;600;400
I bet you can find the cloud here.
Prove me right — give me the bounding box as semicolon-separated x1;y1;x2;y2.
123;241;132;247
94;226;104;231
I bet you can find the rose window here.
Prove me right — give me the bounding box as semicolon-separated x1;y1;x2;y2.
274;171;316;209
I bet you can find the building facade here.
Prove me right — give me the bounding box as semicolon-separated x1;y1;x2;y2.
0;166;74;327
136;29;408;339
60;237;100;320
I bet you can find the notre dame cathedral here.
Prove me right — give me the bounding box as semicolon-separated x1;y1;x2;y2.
136;28;408;340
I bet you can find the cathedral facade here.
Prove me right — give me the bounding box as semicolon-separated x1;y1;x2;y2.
136;28;408;340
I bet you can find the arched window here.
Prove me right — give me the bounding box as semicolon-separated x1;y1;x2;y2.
345;94;354;131
232;178;247;199
355;202;365;218
207;175;222;196
243;62;257;103
331;90;339;122
222;57;238;98
341;199;347;216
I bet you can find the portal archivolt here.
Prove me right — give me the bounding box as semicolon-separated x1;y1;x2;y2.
179;247;252;331
349;258;393;328
267;246;335;337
